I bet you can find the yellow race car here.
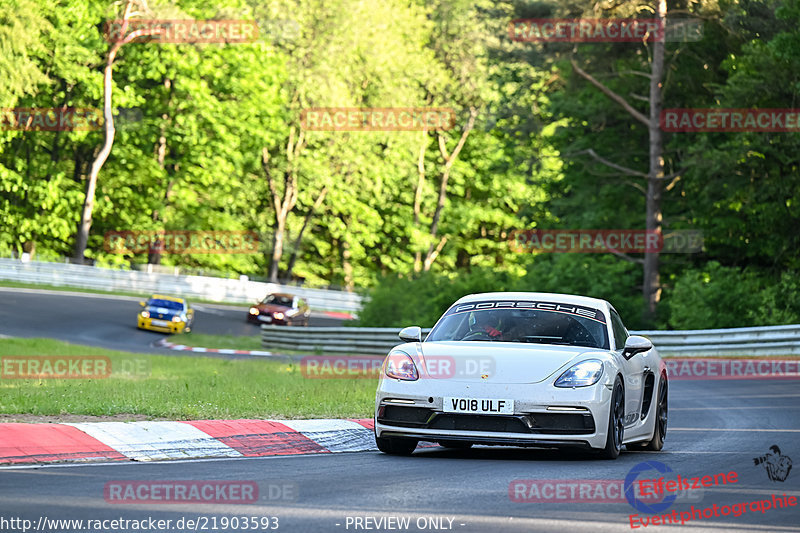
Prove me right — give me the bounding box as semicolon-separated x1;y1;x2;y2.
137;295;194;334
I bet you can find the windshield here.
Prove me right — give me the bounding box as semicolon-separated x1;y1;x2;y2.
426;300;609;349
147;299;184;311
263;295;294;306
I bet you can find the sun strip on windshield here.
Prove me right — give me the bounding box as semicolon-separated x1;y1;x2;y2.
447;301;606;324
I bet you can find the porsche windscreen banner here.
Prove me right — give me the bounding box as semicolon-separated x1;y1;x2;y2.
446;300;606;324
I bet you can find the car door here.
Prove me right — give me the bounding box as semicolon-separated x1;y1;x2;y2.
610;309;646;427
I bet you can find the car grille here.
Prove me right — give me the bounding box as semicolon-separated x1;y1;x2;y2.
430;414;531;433
378;406;595;435
378;406;434;427
530;413;596;434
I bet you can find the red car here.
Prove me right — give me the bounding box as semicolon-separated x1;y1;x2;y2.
248;293;310;326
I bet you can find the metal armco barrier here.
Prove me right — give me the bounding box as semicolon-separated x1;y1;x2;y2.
0;258;362;313
261;327;432;354
639;324;800;356
261;324;800;356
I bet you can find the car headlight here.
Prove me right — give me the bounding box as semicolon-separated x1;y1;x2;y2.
384;352;418;381
554;359;604;388
274;312;285;320
172;316;182;322
140;311;149;318
249;307;259;315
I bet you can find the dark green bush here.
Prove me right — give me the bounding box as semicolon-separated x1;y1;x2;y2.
354;268;522;328
666;261;800;329
357;255;647;328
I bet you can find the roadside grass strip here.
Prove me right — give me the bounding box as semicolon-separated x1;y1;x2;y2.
0;338;375;420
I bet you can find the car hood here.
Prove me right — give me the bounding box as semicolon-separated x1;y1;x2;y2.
416;341;607;384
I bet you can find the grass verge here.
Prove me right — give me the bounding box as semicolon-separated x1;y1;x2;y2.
0;338;375;420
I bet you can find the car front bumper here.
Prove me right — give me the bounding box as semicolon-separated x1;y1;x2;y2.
137;316;188;333
374;377;614;450
248;314;288;325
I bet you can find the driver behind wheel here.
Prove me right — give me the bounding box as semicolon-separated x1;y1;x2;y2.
469;311;503;338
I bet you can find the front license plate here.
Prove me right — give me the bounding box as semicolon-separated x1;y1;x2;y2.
258;315;272;322
443;397;514;415
151;319;168;327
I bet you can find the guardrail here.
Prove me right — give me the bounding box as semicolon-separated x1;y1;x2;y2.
261;324;800;356
0;258;363;313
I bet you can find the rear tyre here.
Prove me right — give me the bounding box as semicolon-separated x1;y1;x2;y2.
439;441;473;449
376;435;418;455
598;376;624;460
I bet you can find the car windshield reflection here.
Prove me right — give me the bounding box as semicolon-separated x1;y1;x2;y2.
426;307;609;350
263;295;293;306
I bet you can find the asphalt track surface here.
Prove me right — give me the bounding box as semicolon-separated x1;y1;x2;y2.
2;379;799;532
0;287;346;354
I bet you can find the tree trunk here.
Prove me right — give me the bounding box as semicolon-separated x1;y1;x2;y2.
262;127;304;283
420;108;477;271
643;0;667;321
72;1;162;262
569;1;667;322
285;185;327;280
269;217;285;282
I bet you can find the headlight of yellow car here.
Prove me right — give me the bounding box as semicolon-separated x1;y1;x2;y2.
141;311;149;318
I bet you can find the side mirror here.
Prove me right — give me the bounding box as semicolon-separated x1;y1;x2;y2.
139;301;146;307
622;335;653;359
398;326;422;343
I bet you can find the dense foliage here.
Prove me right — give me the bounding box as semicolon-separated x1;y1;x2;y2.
1;0;798;329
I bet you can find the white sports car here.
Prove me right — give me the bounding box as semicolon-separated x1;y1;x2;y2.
374;292;668;459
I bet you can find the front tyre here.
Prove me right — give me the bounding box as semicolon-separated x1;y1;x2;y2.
598;376;624;460
376;434;418;455
642;375;668;451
